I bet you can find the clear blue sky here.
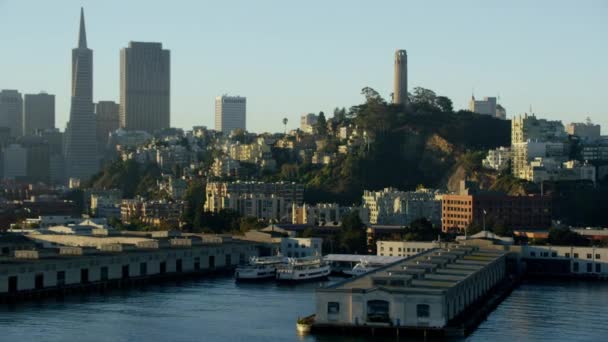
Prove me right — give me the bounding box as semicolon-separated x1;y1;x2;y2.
1;0;606;134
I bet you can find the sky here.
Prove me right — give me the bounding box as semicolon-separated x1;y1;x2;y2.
0;0;606;134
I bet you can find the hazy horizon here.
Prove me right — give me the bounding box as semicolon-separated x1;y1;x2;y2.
1;0;606;134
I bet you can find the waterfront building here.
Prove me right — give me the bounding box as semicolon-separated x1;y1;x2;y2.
0;89;23;137
2;144;27;180
64;8;99;182
24;215;80;228
313;246;507;329
393;49;408;106
566;121;601;142
215;95;246;134
0;232;257;297
511;114;566;144
441;181;552;233
300;113;318;134
376;241;438;258
120;42;171;132
23;92;55;135
362;188;443;226
96;101;119;147
482;147;511;171
280;237;322;258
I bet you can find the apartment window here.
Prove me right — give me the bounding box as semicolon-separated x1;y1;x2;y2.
417;304;430;318
587;254;592;259
595;254;601;260
327;302;340;315
574;253;579;258
587;263;592;273
389;247;393;252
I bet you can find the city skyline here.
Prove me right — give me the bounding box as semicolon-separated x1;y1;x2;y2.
0;0;606;133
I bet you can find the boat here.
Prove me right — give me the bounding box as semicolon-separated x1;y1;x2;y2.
343;259;382;277
235;256;286;281
276;255;331;282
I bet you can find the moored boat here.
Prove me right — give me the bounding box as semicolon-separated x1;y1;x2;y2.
276;256;331;282
235;256;286;281
343;259;383;277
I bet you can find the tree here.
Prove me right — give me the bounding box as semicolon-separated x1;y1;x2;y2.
282;117;288;134
548;227;589;246
435;96;453;113
315;112;327;136
337;211;366;254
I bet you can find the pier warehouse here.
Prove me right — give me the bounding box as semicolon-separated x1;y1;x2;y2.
0;232;257;297
313;246;506;330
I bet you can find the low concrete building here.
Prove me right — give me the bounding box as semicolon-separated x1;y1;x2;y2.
280;237;322;258
376;241;438;258
314;246;507;329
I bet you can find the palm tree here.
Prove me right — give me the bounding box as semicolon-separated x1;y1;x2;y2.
282;118;288;135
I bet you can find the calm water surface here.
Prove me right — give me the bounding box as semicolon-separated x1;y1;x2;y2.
0;277;606;342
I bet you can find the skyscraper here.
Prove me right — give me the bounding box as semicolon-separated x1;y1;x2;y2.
24;92;55;135
96;101;119;147
64;8;98;182
393;49;408;106
0;89;24;137
120;42;170;133
215;95;246;134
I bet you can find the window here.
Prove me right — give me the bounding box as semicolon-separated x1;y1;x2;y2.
595;263;601;273
595;254;600;260
57;271;66;286
327;302;340;315
367;300;390;323
551;252;557;257
574;253;579;258
587;254;592;259
530;251;536;257
389;247;393;252
417;304;430;318
565;253;570;258
573;262;579;272
587;263;592;273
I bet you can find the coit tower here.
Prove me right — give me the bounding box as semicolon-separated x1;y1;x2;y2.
393;49;408;106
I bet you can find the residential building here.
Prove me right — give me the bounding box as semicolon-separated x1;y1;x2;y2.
362;188;443;226
511;141;567;180
280;237;322;258
23;92;55;135
566;121;601;142
0;89;23;137
215;95;246;134
291;203;370;225
211;156;241;177
441;181;552;233
300;113;318;134
121;198;186;228
482;147;511;171
393;49;408;106
96;101;119;147
120;42;171;132
204;181;303;222
511;114;566;144
64;8;99;182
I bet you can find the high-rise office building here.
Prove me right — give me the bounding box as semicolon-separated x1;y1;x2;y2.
64;8;99;182
393;50;408;106
215;95;246;134
24;92;55;135
120;42;170;132
0;89;24;137
96;101;119;147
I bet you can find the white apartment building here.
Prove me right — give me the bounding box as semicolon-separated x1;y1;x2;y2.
362;188;443;226
511;114;566;144
511;141;567;180
215;95;246;134
482;147;511;171
300;113;318;134
280;237;322;258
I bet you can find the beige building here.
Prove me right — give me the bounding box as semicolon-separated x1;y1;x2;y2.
120;42;171;132
215;95;246;134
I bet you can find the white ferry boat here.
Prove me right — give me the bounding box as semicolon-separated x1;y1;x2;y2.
235;256;286;281
344;259;382;277
276;256;331;282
